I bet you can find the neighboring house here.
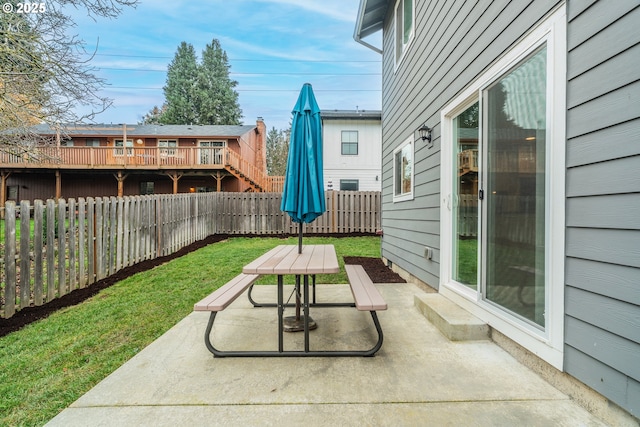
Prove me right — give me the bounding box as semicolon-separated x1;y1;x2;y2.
321;109;382;191
355;0;639;420
0;119;282;205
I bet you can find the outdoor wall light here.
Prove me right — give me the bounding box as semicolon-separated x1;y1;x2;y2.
418;123;432;145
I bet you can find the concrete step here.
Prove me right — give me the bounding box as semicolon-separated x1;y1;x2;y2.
414;293;489;341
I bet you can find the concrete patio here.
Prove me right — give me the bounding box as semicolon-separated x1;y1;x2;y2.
46;282;607;426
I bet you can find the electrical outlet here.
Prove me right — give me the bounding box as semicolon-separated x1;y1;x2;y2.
424;246;433;260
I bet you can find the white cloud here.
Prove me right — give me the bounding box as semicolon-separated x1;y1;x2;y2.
253;0;358;22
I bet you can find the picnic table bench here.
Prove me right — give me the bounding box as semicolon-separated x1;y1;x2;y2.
193;246;387;357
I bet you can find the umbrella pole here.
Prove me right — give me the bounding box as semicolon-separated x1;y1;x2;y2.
297;223;302;318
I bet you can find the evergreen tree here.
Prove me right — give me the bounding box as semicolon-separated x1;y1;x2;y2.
156;39;242;125
197;39;242;125
140;104;167;124
159;42;199;125
266;127;289;176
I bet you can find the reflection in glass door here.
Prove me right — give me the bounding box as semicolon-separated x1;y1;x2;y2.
483;46;547;327
452;102;479;289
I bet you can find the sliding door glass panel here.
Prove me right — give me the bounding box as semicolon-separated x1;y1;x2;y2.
452;102;479;288
484;46;547;327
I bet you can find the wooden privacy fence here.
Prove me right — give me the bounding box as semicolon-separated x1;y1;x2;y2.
0;190;380;318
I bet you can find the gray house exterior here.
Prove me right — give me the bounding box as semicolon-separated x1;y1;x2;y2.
355;0;639;420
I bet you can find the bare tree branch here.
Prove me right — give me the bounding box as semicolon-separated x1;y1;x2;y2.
0;0;138;148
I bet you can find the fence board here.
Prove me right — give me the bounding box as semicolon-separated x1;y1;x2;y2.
57;199;66;296
1;191;380;318
34;200;44;304
46;199;55;301
95;198;104;280
109;197;117;275
19;200;31;309
87;197;95;285
4;202;16;317
116;197;124;271
68;198;77;292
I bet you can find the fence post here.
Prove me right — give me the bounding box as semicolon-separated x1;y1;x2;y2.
3;201;16;318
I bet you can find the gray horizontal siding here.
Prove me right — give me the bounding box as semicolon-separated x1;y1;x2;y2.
566;228;640;268
567;80;640;138
564;344;640;416
565;0;640;416
567;0;638;51
566;194;640;229
566;258;640;305
567;5;640;79
566;155;640;197
568;43;640;108
565;316;639;384
566;287;639;345
380;0;560;288
566;119;640;167
567;0;597;20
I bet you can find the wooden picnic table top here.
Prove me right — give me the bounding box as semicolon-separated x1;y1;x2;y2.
242;244;340;275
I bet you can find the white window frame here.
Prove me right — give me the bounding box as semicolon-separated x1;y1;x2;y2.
341;130;359;156
340;179;359;191
439;5;566;370
394;0;415;70
114;139;133;156
158;139;178;156
393;136;414;202
198;140;225;165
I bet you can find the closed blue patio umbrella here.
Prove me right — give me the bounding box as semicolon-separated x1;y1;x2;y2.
281;83;325;254
280;83;325;331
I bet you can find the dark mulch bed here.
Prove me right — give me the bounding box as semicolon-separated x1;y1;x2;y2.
0;234;404;337
343;256;406;283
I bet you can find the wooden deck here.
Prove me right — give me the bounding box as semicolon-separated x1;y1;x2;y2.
0;146;285;192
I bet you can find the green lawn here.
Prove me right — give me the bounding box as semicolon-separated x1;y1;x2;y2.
0;236;380;426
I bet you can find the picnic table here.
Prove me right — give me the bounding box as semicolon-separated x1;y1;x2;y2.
194;244;387;357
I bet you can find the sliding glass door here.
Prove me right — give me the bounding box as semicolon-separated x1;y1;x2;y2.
483;47;547;327
449;46;548;328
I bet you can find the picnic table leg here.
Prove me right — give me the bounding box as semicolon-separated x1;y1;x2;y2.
278;274;284;353
312;274;316;304
304;274;310;352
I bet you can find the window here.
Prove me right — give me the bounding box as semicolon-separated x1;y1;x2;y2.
199;140;225;164
394;0;414;67
393;137;413;201
114;139;133;156
7;185;18;201
440;6;566;368
159;139;177;156
86;139;100;147
340;179;359;191
341;131;358;155
140;181;154;195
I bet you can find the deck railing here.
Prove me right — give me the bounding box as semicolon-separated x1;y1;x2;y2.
0;190;381;318
0;145;284;192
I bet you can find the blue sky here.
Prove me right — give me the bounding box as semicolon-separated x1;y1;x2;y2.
68;0;382;130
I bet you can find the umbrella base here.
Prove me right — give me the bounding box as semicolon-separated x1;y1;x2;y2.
283;315;317;332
